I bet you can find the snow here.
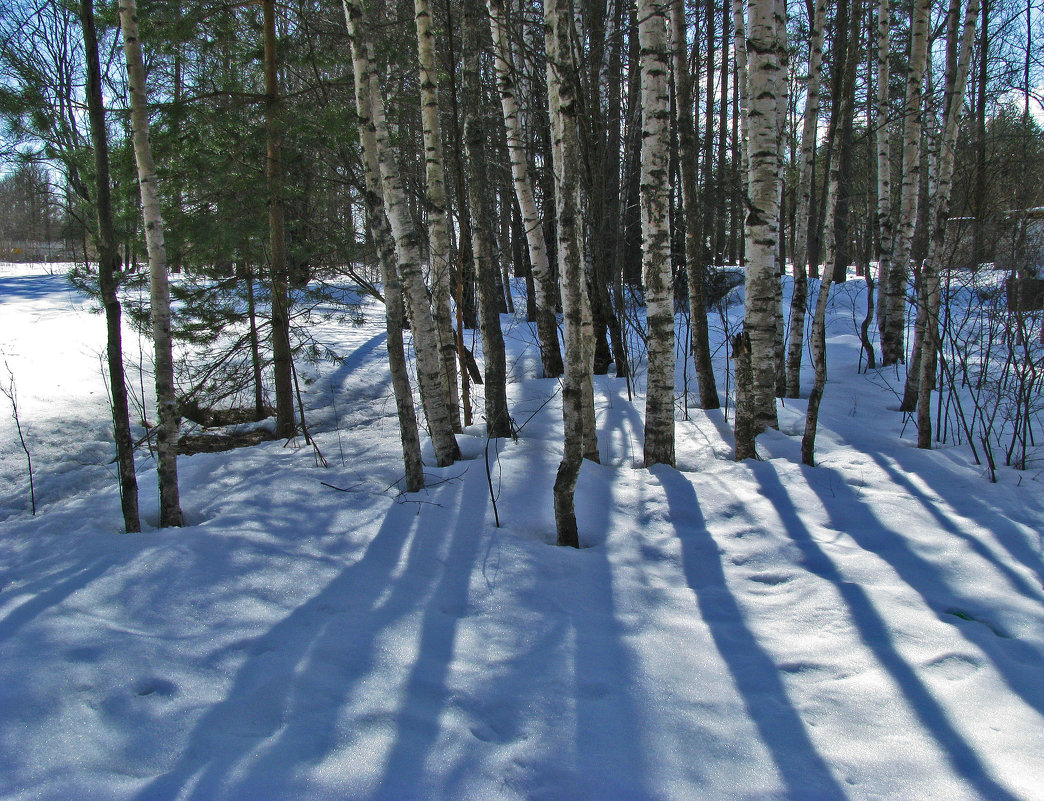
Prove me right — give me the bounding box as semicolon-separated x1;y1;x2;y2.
1;261;1042;800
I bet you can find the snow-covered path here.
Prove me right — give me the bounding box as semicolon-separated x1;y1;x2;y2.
0;263;1042;800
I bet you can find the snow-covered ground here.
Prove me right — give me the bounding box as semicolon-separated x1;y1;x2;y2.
0;261;1042;800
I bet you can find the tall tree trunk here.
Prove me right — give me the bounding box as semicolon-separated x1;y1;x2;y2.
118;0;183;528
414;0;462;431
785;0;827;398
802;0;863;464
347;8;425;491
671;0;720;410
874;0;894;349
344;0;461;466
79;0;140;534
463;0;511;438
639;0;676;468
882;0;931;366
262;0;296;439
487;0;564;379
741;0;786;436
547;0;590;546
829;0;862;285
732;0;750;212
915;0;980;448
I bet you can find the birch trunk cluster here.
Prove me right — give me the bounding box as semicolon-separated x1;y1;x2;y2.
671;0;719;412
463;0;511;438
487;0;564;379
785;0;827;399
414;0;461;432
344;0;460;468
914;0;981;448
881;0;931;368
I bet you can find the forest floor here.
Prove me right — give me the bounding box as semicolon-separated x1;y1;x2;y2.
0;261;1042;800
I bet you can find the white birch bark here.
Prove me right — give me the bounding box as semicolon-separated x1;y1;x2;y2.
639;0;676;468
801;165;840;466
785;0;827;398
547;0;587;547
344;0;460;467
487;0;564;379
414;0;461;431
882;0;931;366
463;0;511;438
349;12;425;492
874;0;894;345
916;0;980;448
732;0;750;202
671;0;719;410
118;0;183;527
742;0;786;433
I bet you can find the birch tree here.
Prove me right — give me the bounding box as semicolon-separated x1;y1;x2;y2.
343;0;460;466
639;0;676;468
463;0;511;437
349;12;425;492
671;0;719;411
118;0;183;527
742;0;787;435
915;0;980;447
874;0;894;346
414;0;461;430
882;0;931;367
487;0;564;379
785;0;827;398
547;0;587;547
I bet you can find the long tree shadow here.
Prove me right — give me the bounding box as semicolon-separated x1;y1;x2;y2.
368;468;490;799
654;465;849;801
754;462;1025;801
566;461;656;800
0;557;117;646
859;443;1044;598
132;494;435;801
804;457;1044;713
0;274;79;305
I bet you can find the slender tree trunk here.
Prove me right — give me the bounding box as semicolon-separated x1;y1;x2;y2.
119;0;183;527
463;0;511;438
344;0;460;466
547;0;589;547
414;0;461;431
742;0;786;436
732;0;750;207
874;0;894;348
246;267;265;419
671;0;720;410
915;0;980;447
347;6;426;492
261;0;296;439
785;0;827;398
80;0;140;534
639;0;676;468
487;0;563;379
882;0;931;366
